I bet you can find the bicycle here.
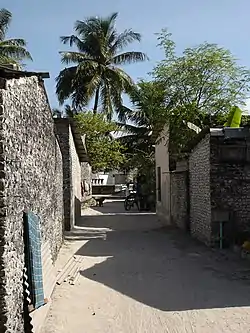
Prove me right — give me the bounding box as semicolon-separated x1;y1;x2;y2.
124;192;139;211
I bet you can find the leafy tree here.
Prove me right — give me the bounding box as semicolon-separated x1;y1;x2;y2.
75;111;125;172
152;29;250;156
0;8;32;67
56;12;147;118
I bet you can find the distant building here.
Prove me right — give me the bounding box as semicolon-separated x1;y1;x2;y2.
155;124;250;248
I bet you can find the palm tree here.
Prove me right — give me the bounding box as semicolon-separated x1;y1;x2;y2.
117;80;169;173
0;8;32;67
118;80;169;144
56;12;147;119
52;108;62;118
52;104;81;118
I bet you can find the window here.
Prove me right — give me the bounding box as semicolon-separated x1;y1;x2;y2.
157;167;161;202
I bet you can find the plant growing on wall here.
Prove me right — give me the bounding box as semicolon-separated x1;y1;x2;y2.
0;8;32;67
75;111;125;172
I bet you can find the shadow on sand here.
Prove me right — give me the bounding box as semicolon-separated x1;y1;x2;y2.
74;201;250;312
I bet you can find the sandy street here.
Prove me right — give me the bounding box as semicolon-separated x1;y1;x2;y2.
42;200;250;333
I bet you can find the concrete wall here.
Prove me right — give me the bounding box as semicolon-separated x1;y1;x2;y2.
189;134;211;245
92;172;126;185
0;76;64;332
92;173;111;185
114;173;126;185
155;126;170;223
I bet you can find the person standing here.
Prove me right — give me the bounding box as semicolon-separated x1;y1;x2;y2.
125;183;130;197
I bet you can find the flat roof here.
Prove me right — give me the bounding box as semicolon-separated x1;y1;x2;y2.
183;126;250;153
0;65;49;79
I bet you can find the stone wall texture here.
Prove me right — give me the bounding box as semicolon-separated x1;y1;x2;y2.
81;162;92;200
54;119;71;231
210;135;250;245
54;119;82;230
0;76;64;332
189;134;211;245
170;171;188;230
69;126;81;226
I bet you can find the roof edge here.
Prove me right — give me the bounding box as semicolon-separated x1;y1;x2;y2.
0;65;50;79
54;118;89;163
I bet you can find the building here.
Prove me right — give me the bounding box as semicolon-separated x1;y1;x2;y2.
54;118;89;230
155;126;171;223
0;66;87;333
155;125;250;247
189;127;250;246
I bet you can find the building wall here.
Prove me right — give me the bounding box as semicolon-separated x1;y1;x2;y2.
69;127;81;227
0;76;64;332
92;173;113;185
170;170;188;230
81;162;92;200
155;126;170;223
189;134;211;245
54;120;71;231
54;119;82;230
114;173;126;185
210;135;250;244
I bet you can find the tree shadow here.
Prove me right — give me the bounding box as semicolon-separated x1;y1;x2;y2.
77;214;157;231
76;227;250;311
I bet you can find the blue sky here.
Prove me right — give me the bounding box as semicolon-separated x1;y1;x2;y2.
2;0;250;109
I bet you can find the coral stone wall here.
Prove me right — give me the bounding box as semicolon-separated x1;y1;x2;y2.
0;76;64;332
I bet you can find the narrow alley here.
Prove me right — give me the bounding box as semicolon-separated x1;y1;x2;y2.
42;200;250;333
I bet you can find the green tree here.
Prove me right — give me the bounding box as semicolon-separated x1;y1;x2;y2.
75;111;125;172
56;13;147;118
152;29;250;156
118;80;170;174
0;8;32;67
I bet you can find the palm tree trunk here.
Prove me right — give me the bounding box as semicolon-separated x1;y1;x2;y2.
93;87;100;114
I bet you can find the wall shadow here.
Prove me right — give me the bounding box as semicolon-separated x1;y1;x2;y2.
65;228;107;241
74;196;82;221
77;214;158;231
76;228;250;312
